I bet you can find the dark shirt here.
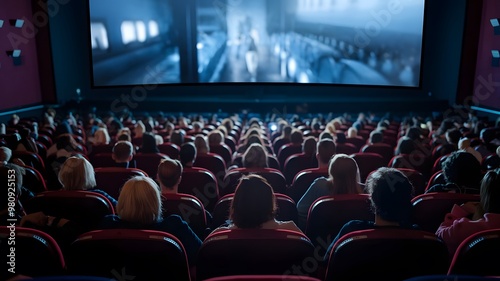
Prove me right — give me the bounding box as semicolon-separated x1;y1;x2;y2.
88;188;118;207
100;214;202;265
323;220;419;261
113;160;137;169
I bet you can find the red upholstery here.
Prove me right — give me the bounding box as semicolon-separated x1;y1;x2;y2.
158;142;180;159
345;137;367;151
12;150;45;175
87;144;113;157
305;194;372;253
335;143;358;156
211;193;298;228
23;190;115;231
94;167;148;199
0;226;65;279
196;229;315;281
277;143;302;170
89;153;116;168
350;153;386;183
448;228;500;276
287;168;329;203
195;153;227;184
425;170;446;192
283;153;318;185
179;167;219;212
411;192;480;233
134;153;170;178
161;193;208;239
20;163;48;193
324;229;449;281
67;229;190;281
210;144;233;166
361;143;395;165
221;168;287;196
389;152;433;179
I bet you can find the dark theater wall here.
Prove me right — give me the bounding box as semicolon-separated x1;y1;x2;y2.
48;0;467;114
0;0;42;111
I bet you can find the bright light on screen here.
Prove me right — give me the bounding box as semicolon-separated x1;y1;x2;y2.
89;0;425;87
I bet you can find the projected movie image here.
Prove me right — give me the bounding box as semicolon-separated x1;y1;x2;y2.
199;0;425;86
89;0;180;86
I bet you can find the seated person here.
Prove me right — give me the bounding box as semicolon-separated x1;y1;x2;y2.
59;156;117;206
179;142;196;168
99;176;202;265
242;143;268;169
323;167;418;261
0;147;32;209
112;141;136;168
436;168;500;256
426;151;483;194
297;154;364;230
212;174;301;233
157;158;183;196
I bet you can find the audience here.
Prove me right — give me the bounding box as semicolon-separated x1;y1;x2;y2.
99;176;202;265
242;143;268;169
297;154;363;230
436;168;500;256
323;167;417;260
58;156;117;206
157;158;183;196
180;142;197;168
139;132;160;153
212;174;301;233
315;139;336;170
111;140;136;168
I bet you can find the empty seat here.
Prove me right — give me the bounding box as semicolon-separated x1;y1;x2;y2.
210;144;233;166
0;226;65;280
89;153;116;168
179;167;219;212
67;229;191;281
24;190;115;232
134;153;170;178
12;150;45;176
277;144;303;170
195;153;227;184
221;168;287;196
158;142;180;159
20;163;48;193
287;169;329;203
411;192;480;233
196;229;316;281
324;228;449;281
94;167;148;199
283;153;318;185
447;228;500;276
162;193;209;239
350;153;386;183
305;194;372;254
211;193;298;228
361;143;395;165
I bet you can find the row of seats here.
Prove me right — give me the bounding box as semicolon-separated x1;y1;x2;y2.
2;226;499;280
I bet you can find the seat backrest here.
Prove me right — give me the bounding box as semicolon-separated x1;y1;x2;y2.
287;169;329;203
482;154;500;171
283;153;317;185
324;229;449;281
87;144;114;157
211;193;298;229
345;137;366;151
89;153;116;168
67;229;191;281
195;153;227;185
94;167;148;199
221;168;287;196
0;226;65;280
425;170;446;192
448;228;500;276
278;144;303;170
350;153;386;183
134;153;170;178
161;193;208;239
196;229;315;281
335;143;358;156
361;143;395;165
20;163;48;193
210;144;233;166
411;192;480;233
179;167;219;212
12;150;45;175
158;142;180;159
390;152;433;179
23;190;115;231
305;194;372;251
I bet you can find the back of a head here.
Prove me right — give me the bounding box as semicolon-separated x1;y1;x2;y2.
208;130;223;146
442;151;482;188
290;129;304;145
243;143;268;168
405;127;422;141
56;134;76;150
317;139;336;165
117;176;162;224
157;158;183;189
303;136;317;156
319;131;333;140
0;146;12;163
194;135;209;154
480;128;495;144
283;126;293;137
480;169;500;214
112;141;134;162
397;136;416;155
141;132;159;153
246;135;264;147
367;167;413;223
347;127;358;138
179;142;197;167
336;132;346;144
170;130;185;147
445;128;461;145
369;130;384;144
230;174;277;228
94;128;110;145
329;154;360;195
59;156;96;190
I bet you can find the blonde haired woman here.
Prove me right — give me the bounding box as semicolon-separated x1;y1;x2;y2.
58;156;117;206
242;143;268;168
90;127;110;145
99;176;202;265
297;154;364;230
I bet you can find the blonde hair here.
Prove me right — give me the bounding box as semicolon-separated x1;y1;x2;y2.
93;127;110;145
117;176;162;224
243;143;268;168
194;135;209;154
58;156;96;190
328;154;362;195
134;121;146;138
